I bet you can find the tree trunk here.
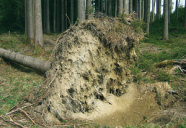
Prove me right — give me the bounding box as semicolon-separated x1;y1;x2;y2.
108;0;112;16
142;0;144;20
139;0;142;20
61;0;65;32
135;0;139;18
163;0;168;40
33;0;44;47
156;0;161;20
86;0;92;19
176;0;178;20
146;0;150;34
0;48;51;72
124;0;129;14
184;0;186;29
53;0;57;33
25;0;28;40
70;0;74;24
78;0;85;22
152;0;155;22
56;0;61;33
168;0;172;23
105;0;107;14
129;0;133;13
114;0;117;17
46;0;50;33
118;0;123;15
26;0;34;44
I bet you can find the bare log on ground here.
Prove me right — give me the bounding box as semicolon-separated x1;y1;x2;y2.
156;59;186;73
0;48;51;72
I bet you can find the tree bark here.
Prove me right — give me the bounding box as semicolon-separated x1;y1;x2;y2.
156;0;161;20
142;0;144;20
115;0;118;17
46;0;50;33
56;0;61;33
25;0;34;44
146;0;150;34
33;0;44;47
118;0;123;15
53;0;57;33
0;48;51;72
139;0;142;20
86;0;92;19
152;0;155;22
70;0;74;24
163;0;168;40
78;0;85;22
129;0;133;13
61;0;65;32
124;0;129;14
176;0;179;20
185;0;186;29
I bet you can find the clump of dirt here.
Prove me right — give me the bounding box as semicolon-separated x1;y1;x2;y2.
33;16;143;122
31;17;177;126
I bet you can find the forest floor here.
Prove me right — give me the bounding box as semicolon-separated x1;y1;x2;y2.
0;29;186;128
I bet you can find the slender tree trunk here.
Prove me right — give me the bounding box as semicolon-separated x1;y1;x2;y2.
43;0;46;33
78;0;85;22
46;0;50;33
70;0;74;24
176;0;179;20
53;0;56;32
185;0;186;28
146;0;150;34
108;0;112;16
61;0;65;32
56;0;60;33
156;0;161;20
115;0;118;17
136;0;138;18
139;0;142;20
25;0;34;44
86;0;92;19
25;0;28;39
118;0;123;15
105;0;108;14
33;0;43;47
163;0;168;40
129;0;133;13
142;0;144;20
168;0;172;23
152;0;155;22
0;48;51;73
124;0;129;14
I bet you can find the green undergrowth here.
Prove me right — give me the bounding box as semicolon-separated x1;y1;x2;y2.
0;60;44;115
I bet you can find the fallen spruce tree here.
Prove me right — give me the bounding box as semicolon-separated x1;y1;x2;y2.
0;48;51;73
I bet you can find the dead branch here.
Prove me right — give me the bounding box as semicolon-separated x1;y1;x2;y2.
6;104;33;115
18;108;36;125
156;59;186;68
0;116;25;128
156;59;186;73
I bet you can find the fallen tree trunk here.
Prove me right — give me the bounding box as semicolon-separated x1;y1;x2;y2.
156;59;186;73
0;48;51;73
156;59;186;68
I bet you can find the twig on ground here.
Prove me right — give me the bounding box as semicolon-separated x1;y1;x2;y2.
6;104;33;115
0;116;25;128
18;108;36;124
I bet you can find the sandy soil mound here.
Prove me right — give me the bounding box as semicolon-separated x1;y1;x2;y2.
32;17;177;126
33;16;144;123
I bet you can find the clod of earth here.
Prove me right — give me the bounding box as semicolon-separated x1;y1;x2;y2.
31;17;175;126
